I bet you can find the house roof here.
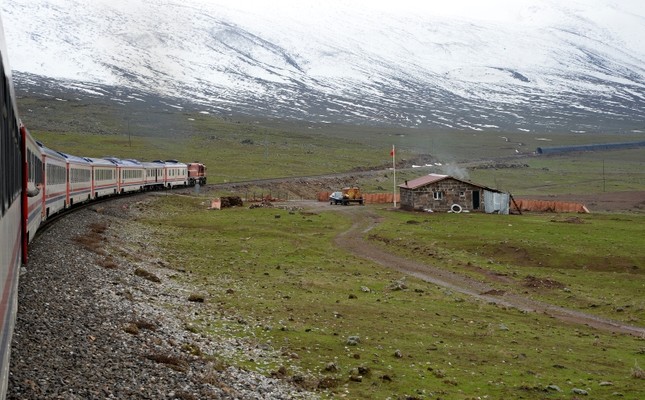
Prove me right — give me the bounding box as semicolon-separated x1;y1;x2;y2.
399;173;502;192
398;173;449;189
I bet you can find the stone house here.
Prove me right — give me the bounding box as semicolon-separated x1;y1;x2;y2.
398;173;508;213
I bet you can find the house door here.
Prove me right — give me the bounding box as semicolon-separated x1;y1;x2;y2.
473;190;480;209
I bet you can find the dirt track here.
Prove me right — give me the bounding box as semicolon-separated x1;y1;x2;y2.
316;203;645;337
227;178;644;336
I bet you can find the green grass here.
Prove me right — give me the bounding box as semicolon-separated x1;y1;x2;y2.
468;149;645;195
137;195;645;399
20;89;645;398
367;210;645;325
26;103;645;195
29;118;397;183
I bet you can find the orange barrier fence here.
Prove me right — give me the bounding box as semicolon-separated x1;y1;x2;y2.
317;192;400;204
511;199;589;213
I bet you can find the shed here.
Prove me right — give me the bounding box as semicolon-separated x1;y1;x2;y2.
398;173;509;214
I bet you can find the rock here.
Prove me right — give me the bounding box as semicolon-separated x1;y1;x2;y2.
324;362;338;372
388;278;408;291
346;336;360;346
546;384;562;392
187;294;205;303
134;268;161;283
572;388;589;395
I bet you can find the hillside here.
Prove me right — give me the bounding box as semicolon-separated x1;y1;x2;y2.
4;0;645;133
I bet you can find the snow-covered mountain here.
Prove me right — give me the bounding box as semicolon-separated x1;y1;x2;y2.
2;0;645;133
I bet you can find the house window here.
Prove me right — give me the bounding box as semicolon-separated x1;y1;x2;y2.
460;191;465;197
433;191;443;200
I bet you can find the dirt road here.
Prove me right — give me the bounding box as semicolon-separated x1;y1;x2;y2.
323;204;645;337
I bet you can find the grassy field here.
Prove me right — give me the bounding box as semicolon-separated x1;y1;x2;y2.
27;108;645;194
23;98;645;397
367;210;645;325
134;195;645;399
29;126;391;183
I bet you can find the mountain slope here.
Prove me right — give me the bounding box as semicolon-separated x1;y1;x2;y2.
3;0;645;133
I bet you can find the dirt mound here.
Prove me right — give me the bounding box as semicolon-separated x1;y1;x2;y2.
523;275;565;289
551;216;585;224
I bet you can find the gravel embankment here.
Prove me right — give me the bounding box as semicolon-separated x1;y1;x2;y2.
8;196;317;400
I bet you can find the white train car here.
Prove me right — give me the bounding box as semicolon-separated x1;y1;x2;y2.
142;160;165;190
106;158;145;193
59;152;92;207
163;159;187;188
0;15;23;397
24;128;43;243
39;143;67;218
85;157;117;198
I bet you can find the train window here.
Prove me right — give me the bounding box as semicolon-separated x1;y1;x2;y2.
0;120;4;215
122;169;142;180
1;64;21;217
70;168;90;183
46;163;66;185
0;67;6;215
30;150;42;185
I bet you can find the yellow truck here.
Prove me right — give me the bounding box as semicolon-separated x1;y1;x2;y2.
329;186;364;205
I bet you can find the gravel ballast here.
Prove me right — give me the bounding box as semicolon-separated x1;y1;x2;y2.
8;196;318;399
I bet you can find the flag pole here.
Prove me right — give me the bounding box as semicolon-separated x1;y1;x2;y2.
392;145;396;208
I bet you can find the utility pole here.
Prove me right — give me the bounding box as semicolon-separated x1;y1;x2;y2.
602;159;606;192
392;145;396;208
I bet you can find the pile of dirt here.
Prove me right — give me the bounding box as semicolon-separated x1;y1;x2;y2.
551;216;585;224
220;196;244;208
523;275;566;289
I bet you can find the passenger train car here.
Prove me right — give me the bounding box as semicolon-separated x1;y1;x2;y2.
0;18;207;397
0;18;21;398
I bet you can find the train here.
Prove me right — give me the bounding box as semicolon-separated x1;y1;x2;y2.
0;18;206;398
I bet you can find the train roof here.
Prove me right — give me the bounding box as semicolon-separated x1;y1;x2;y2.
141;161;166;168
104;157;143;167
37;141;67;161
83;157;116;166
56;151;91;164
163;159;187;166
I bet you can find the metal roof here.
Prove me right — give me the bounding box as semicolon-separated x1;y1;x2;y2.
399;173;502;193
398;173;449;189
